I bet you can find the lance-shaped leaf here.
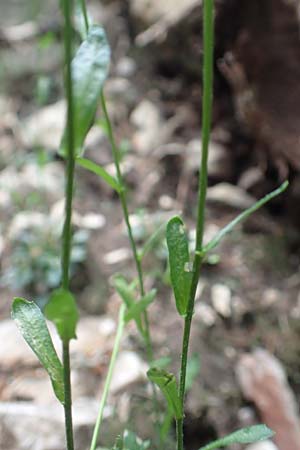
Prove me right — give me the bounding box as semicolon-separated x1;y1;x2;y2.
113;276;144;335
45;288;79;343
147;368;183;420
166;216;192;316
199;424;275;450
12;298;64;404
60;25;111;157
124;289;156;323
203;181;289;254
77;157;121;192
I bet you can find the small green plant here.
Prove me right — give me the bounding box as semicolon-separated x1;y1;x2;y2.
11;1;288;450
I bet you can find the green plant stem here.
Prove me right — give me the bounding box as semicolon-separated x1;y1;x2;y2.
61;0;76;449
90;304;126;450
80;0;89;33
100;92;163;448
177;1;214;449
100;91;153;361
63;343;75;450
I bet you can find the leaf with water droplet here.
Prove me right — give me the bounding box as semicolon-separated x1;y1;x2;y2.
166;216;192;316
12;298;64;404
60;25;111;157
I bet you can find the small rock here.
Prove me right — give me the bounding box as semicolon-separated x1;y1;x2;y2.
74;213;106;230
245;441;279;450
115;57;137;78
238;167;264;190
207;183;256;209
103;248;132;265
211;284;232;318
194;303;216;327
110;351;147;394
130;100;162;155
262;288;281;308
22;101;65;151
236;348;300;450
0;398;107;450
187;139;232;180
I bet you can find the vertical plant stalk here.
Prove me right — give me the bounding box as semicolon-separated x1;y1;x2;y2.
177;1;214;450
80;0;89;32
100;92;153;362
100;92;162;448
61;0;76;449
90;304;126;450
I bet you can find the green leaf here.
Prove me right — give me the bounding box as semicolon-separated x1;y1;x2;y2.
124;289;156;323
199;425;275;450
203;181;289;254
112;275;136;309
12;298;64;404
45;289;79;343
74;0;92;39
147;368;183;420
77;157;121;192
112;276;144;335
60;25;111;157
166;216;192;316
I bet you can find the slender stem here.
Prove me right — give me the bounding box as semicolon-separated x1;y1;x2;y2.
100;91;153;361
80;0;89;33
100;91;162;447
176;418;184;450
61;0;76;449
177;1;214;449
63;343;75;450
61;0;76;291
90;304;126;450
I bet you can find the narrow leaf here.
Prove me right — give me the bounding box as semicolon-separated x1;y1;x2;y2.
77;157;121;192
124;290;156;323
113;275;136;309
60;25;111;157
45;288;79;343
147;368;183;420
113;276;144;335
166;216;192;316
12;298;64;404
203;181;289;254
199;425;275;450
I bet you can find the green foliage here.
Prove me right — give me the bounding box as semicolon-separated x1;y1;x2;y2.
60;25;111;157
77;157;121;192
166;216;192;316
147;368;183;420
10;0;287;449
12;298;64;404
203;181;289;255
199;425;275;450
45;288;79;342
2;224;88;299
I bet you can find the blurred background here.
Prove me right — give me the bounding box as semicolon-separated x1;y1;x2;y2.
0;1;300;449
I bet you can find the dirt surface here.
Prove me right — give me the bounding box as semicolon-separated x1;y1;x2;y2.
0;1;300;449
